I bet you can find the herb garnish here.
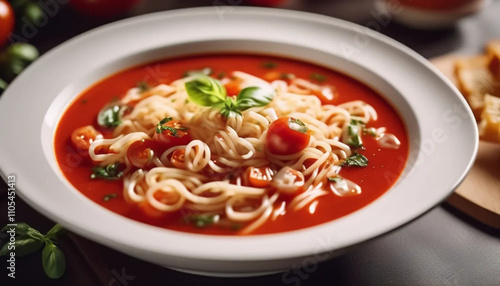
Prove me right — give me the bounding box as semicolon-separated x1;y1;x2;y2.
281;73;296;80
216;72;226;79
288;118;309;134
137;81;150;92
1;223;66;279
155;117;188;137
261;62;278;69
188;214;219;228
310;73;326;82
328;177;342;182
90;163;123;180
103;193;118;201
341;153;368;167
183;67;213;78
185;75;275;118
97;104;123;129
345;119;364;148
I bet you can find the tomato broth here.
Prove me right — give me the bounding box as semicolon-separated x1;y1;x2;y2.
55;54;409;235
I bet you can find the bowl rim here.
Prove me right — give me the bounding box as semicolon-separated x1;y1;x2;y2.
0;7;478;270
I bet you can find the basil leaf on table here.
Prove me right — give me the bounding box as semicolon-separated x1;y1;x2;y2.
0;234;44;257
1;222;31;236
42;242;66;279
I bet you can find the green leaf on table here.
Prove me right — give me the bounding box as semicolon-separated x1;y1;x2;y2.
45;224;65;241
42;242;66;279
0;234;44;257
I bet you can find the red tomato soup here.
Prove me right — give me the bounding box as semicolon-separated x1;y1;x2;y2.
54;54;408;235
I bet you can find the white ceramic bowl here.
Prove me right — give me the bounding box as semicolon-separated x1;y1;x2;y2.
375;0;490;29
0;7;477;276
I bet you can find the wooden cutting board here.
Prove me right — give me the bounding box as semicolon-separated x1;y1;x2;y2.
431;55;500;229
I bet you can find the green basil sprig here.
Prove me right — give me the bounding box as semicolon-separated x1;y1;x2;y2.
185;75;275;118
97;104;127;129
1;223;66;279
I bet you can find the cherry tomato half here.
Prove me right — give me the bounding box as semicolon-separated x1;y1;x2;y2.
170;149;186;169
266;117;311;155
71;125;102;151
0;0;15;48
153;120;192;149
127;139;161;169
69;0;141;18
245;166;273;188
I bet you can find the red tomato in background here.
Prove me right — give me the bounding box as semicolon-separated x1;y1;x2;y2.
245;0;288;7
266;117;311;155
0;0;14;48
69;0;142;18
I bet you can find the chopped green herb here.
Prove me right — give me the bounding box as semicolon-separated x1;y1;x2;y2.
81;99;87;105
184;99;190;104
156;117;187;137
111;96;120;102
103;193;118;201
137;81;150;92
288;118;309;134
281;73;296;80
345;119;364;148
261;62;278;69
341;153;368;167
91;163;123;180
188;214;219;228
328;177;342;182
310;73;326;82
216;72;226;79
230;223;242;231
183;67;213;78
97;104;123;129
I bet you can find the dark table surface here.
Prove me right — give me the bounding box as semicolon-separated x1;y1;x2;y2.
1;0;499;285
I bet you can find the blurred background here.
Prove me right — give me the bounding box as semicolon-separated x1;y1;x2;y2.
0;0;499;285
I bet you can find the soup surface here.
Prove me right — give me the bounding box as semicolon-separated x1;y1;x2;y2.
55;54;408;235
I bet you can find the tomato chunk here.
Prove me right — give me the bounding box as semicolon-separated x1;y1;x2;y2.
127;139;161;169
153;118;192;148
71;125;102;151
245;166;273;188
170;149;186;169
266;117;311;155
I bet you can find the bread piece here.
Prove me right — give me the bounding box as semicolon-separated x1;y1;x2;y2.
455;56;500;120
478;94;500;142
486;40;500;78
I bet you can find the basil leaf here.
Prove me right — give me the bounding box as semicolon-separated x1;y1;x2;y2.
1;222;31;236
0;78;7;94
288;118;309;134
188;214;219;228
97;104;122;129
26;228;46;242
90;163;123;180
45;224;65;241
6;43;39;64
0;234;44;257
42;243;66;279
185;75;227;107
236;87;275;111
341;153;368;167
183;67;213;78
